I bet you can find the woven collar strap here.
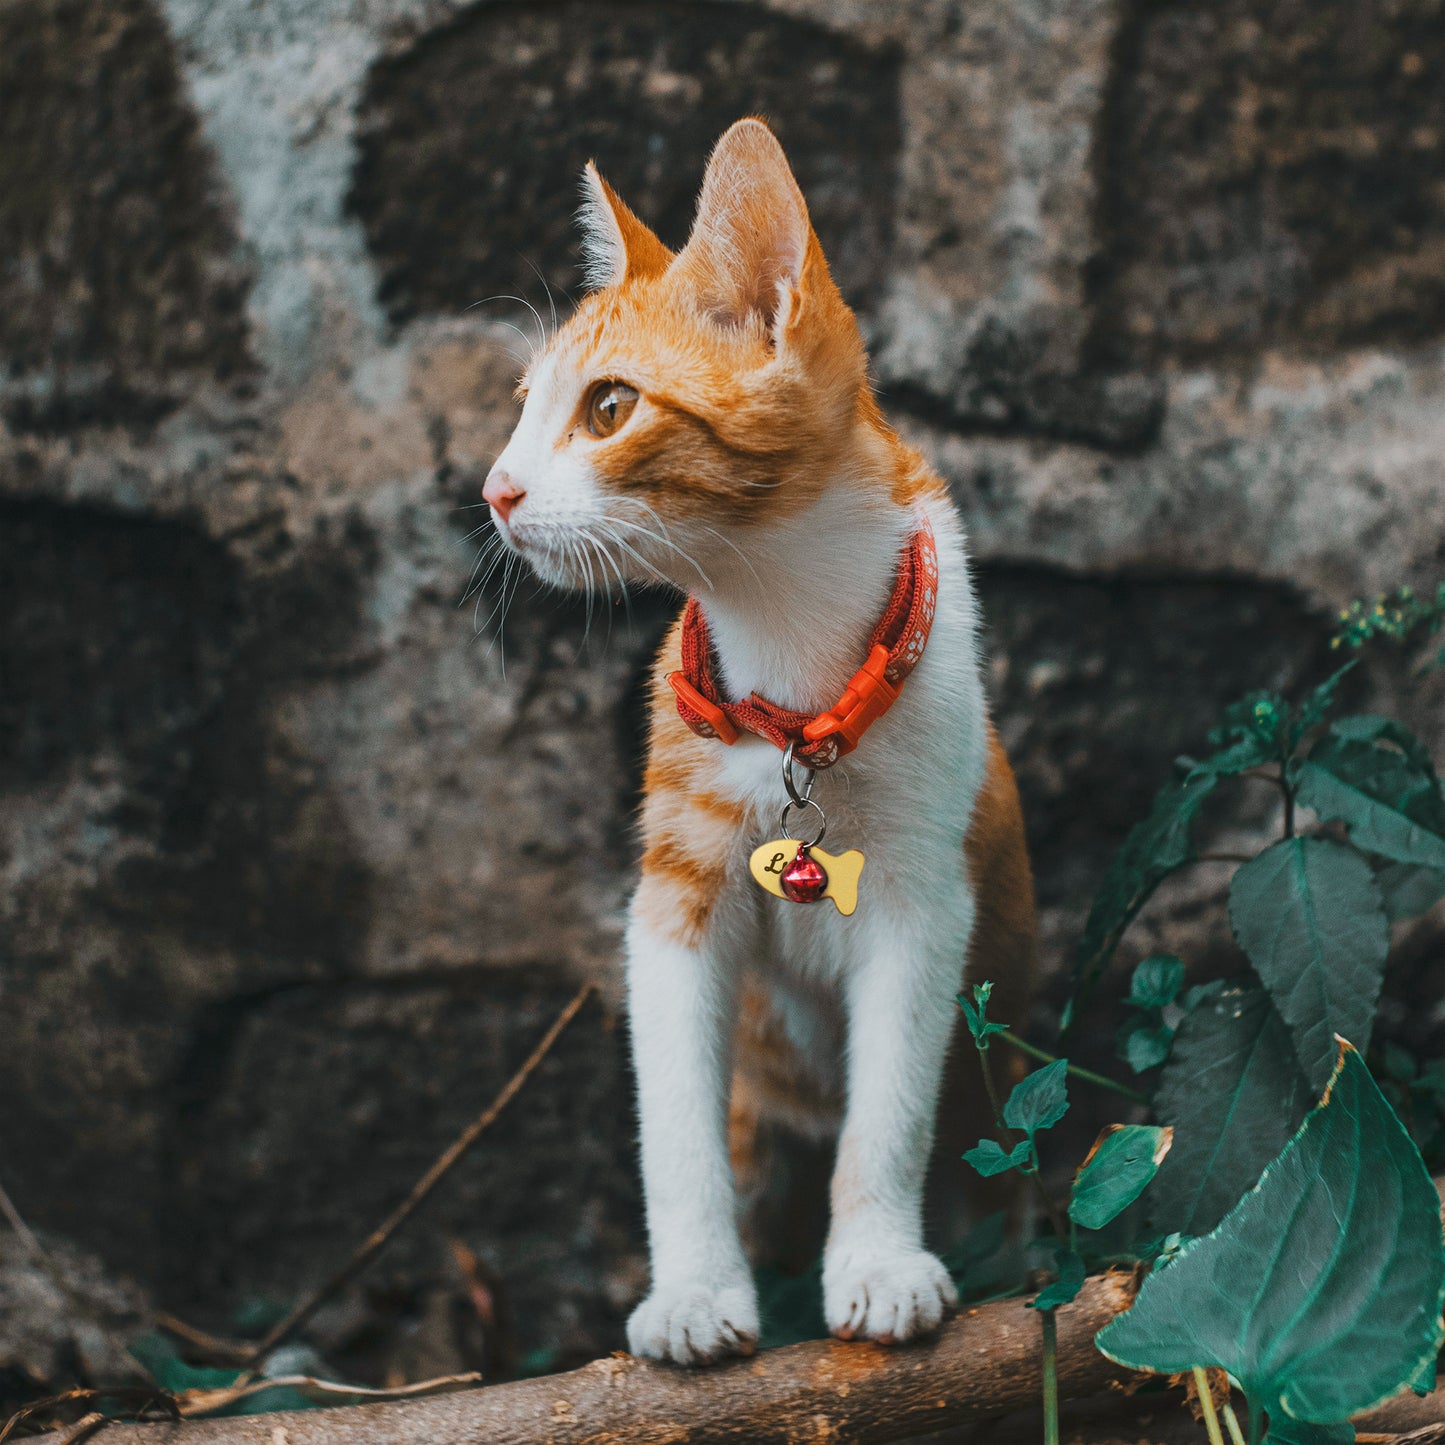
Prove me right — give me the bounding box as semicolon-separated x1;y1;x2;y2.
667;516;938;769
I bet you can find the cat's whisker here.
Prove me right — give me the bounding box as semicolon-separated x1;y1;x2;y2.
584;526;635;645
700;525;762;587
607;508;713;589
461;534;508;605
595;520;675;592
460;295;542;363
519;254;560;338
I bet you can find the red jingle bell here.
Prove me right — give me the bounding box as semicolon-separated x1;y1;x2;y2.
780;845;829;904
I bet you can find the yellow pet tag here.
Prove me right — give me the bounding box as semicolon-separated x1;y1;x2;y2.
749;839;865;916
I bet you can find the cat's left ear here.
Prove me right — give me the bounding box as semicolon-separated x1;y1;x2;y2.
673;118;813;335
577;162;672;290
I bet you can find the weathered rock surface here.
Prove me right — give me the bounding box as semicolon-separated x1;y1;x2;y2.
1;0;1441;1384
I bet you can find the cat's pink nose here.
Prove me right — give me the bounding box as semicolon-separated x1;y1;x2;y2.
483;468;525;523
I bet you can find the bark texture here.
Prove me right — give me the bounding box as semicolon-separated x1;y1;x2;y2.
32;1276;1136;1445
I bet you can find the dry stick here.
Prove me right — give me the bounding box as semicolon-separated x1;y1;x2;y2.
30;1273;1140;1445
240;980;594;1370
0;1177;43;1260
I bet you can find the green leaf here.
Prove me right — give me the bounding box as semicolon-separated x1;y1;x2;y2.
1096;1044;1445;1423
1208;691;1289;764
1265;1419;1355;1445
957;982;1009;1045
1072;773;1220;1006
1228;838;1389;1090
1028;1248;1086;1311
1127;955;1186;1010
1003;1058;1070;1138
1293;722;1445;870
964;1138;1032;1177
1118;1020;1174;1073
1070;1125;1173;1231
1376;863;1445;922
1330;715;1441;783
130;1333;241;1395
1150;988;1314;1237
1181;979;1227;1011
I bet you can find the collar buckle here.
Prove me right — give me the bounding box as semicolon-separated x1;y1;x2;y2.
667;672;741;744
801;644;901;759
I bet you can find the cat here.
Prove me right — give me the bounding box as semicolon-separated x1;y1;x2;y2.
484;118;1036;1365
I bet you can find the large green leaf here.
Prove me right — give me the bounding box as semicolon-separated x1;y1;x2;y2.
1096;1044;1445;1424
1228;838;1388;1090
1070;774;1220;1012
1069;1124;1172;1231
1293;722;1445;870
1149;988;1313;1236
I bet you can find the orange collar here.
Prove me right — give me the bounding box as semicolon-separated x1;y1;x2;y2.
667;517;938;769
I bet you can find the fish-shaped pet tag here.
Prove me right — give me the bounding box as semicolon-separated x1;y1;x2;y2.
748;744;864;916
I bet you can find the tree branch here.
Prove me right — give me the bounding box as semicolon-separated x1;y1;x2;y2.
32;1274;1137;1445
237;980;594;1370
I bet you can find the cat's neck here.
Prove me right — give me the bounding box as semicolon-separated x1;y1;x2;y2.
695;470;919;716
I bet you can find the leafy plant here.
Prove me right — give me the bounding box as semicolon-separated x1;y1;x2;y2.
973;610;1445;1445
1097;1045;1445;1440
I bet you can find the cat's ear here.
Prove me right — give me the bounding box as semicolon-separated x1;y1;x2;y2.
674;118;812;333
577;163;671;290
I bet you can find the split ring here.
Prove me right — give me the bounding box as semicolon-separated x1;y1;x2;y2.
780;796;827;848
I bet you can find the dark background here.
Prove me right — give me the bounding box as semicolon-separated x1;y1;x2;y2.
2;0;1443;1389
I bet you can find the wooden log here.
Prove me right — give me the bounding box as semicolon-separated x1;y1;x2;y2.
31;1273;1137;1445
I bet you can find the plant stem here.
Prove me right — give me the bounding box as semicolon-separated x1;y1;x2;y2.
975;1043;1070;1243
976;1040;1009;1132
1222;1403;1248;1445
1281;776;1295;839
1248;1399;1264;1445
1041;1309;1060;1445
1026;1144;1072;1247
1196;852;1254;865
1193;1367;1226;1445
998;1031;1148;1105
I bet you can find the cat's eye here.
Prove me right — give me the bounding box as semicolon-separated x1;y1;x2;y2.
587;382;639;438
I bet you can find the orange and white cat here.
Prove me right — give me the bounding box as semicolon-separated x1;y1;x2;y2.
485;120;1036;1365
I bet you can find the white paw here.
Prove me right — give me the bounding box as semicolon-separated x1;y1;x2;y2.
823;1246;958;1343
627;1277;760;1366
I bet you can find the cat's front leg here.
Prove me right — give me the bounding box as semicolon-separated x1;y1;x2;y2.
822;892;972;1343
624;898;758;1365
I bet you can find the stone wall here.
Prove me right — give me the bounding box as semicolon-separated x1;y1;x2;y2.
2;0;1442;1379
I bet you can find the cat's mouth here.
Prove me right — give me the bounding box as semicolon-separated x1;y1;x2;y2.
497;518;625;592
498;510;707;595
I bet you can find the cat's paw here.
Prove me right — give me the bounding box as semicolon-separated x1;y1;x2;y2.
823;1246;958;1344
627;1277;760;1366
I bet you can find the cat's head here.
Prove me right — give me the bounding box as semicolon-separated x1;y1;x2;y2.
484;118;882;594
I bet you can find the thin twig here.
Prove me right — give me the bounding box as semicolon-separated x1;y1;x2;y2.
240;981;595;1369
1195;852;1254;865
0;1178;43;1261
997;1032;1148;1106
0;1390;175;1445
51;1413;106;1445
153;1314;251;1366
